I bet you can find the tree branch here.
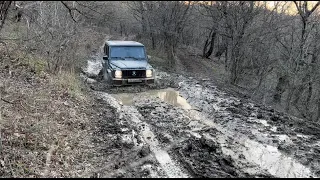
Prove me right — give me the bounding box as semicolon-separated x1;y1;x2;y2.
75;2;102;15
60;1;84;22
306;1;320;17
293;1;305;19
1;98;14;104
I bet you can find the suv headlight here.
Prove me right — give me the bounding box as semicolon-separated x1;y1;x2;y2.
114;70;122;78
146;69;153;78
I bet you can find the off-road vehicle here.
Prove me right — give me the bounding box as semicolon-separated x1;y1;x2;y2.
102;40;155;86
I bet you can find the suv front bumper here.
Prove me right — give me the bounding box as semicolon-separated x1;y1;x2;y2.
112;77;155;86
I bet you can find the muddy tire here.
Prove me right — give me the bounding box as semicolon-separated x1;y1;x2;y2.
103;68;112;85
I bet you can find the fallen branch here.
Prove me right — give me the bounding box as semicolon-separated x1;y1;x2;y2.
19;100;30;112
189;108;202;112
192;126;214;132
0;98;14;104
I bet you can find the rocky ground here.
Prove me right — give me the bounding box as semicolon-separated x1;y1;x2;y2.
79;44;320;178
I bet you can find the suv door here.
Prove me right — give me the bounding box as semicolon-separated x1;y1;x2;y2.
102;44;111;81
103;44;109;68
104;44;109;56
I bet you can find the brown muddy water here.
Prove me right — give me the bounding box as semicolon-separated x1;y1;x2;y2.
111;88;192;109
110;88;316;178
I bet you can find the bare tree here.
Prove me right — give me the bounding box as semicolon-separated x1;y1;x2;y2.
289;1;320;116
0;1;12;32
127;1;192;68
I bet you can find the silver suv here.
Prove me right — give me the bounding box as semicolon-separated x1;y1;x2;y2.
102;41;155;86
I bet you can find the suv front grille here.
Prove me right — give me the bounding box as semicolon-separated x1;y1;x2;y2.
122;70;146;78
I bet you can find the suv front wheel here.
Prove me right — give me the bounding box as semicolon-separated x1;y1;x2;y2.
103;68;112;85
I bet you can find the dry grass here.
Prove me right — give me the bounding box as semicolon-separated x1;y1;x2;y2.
49;71;85;101
0;17;118;177
0;54;108;177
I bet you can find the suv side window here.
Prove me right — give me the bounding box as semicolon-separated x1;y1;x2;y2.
105;44;109;56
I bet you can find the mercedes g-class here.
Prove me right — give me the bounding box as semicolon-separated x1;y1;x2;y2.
102;41;155;86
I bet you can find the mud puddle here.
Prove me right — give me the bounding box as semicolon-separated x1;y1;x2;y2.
243;139;312;178
219;133;314;178
111;88;192;109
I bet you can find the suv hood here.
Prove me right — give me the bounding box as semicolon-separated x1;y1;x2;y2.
109;60;152;69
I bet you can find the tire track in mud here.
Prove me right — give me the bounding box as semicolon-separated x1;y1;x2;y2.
176;80;319;178
132;95;274;178
101;76;317;178
106;88;273;177
94;92;190;178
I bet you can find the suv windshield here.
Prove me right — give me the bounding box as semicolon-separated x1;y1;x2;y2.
110;46;146;60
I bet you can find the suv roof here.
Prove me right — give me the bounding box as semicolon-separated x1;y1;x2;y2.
106;41;144;47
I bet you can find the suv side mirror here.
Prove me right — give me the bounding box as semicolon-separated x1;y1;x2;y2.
103;55;108;60
147;55;151;60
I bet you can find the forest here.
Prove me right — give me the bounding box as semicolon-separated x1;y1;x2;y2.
2;1;320;178
2;1;319;122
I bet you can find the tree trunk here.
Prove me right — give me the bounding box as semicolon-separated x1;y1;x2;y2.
150;31;156;50
225;45;229;71
215;35;227;59
316;98;320;122
285;87;295;112
0;1;12;32
163;32;175;68
230;57;238;84
230;43;241;85
204;31;216;59
292;74;309;110
120;22;123;36
215;45;226;58
305;75;312;111
139;1;147;34
305;54;317;118
273;75;289;104
202;29;216;59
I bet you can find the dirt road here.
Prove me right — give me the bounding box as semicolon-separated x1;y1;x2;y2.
80;44;320;178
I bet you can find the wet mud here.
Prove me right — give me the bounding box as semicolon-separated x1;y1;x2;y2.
81;44;320;178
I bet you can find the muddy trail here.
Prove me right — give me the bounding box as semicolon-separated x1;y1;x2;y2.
80;39;320;178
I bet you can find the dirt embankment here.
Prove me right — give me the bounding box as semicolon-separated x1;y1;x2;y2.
0;56;124;177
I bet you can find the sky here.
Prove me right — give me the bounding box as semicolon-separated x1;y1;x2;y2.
261;1;320;15
193;1;320;16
